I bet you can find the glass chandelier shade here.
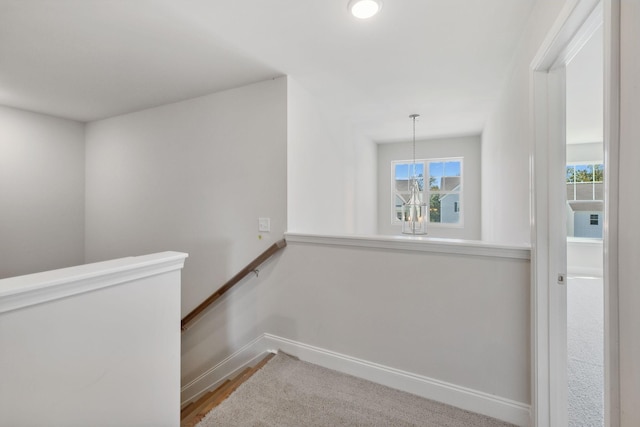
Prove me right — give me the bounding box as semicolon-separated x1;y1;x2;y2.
402;114;427;235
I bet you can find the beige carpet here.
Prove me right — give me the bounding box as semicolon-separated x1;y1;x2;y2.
567;276;604;426
196;352;516;427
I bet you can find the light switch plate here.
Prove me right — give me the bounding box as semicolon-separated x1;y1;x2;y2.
258;217;271;232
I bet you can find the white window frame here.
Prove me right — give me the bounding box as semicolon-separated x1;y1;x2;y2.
566;161;604;201
390;157;464;228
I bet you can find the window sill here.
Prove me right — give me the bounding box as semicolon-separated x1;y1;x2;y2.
285;232;530;260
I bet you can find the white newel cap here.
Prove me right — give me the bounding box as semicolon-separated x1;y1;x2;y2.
0;251;188;314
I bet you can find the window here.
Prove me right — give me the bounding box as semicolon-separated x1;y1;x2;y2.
392;158;462;226
566;163;604;201
393;162;424;221
566;162;604;238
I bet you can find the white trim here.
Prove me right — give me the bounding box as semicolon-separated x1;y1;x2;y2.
530;69;551;427
567;236;603;244
530;1;609;425
180;335;273;405
0;251;188;314
567;267;603;278
181;333;531;426
546;66;569;426
284;232;530;260
566;160;604;167
530;0;596;71
602;0;620;424
550;2;603;70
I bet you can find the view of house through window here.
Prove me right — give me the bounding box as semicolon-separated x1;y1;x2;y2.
393;158;462;226
566;163;604;238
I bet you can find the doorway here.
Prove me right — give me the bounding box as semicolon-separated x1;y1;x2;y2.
565;22;604;426
530;0;619;426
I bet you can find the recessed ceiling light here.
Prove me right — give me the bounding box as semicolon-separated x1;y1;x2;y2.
348;0;382;19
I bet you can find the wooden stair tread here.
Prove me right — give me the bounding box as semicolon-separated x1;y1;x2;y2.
180;402;195;417
180;352;275;427
180;402;195;419
181;368;253;427
250;351;276;372
180;379;230;421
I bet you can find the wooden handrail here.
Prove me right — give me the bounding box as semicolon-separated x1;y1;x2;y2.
181;239;287;331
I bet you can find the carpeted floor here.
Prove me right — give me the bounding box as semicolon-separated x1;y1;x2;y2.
567;276;604;427
196;352;515;427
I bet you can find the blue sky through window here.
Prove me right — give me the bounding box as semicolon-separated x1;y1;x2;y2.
396;161;461;188
395;163;424;180
429;161;461;190
429;161;461;178
444;161;461;176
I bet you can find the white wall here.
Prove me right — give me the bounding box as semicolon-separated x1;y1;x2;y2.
0;252;186;427
618;1;640;423
566;141;604;163
566;25;604;145
181;237;531;422
84;78;287;317
567;238;603;276
352;129;378;234
482;0;571;245
566;141;603;274
287;77;377;235
0;105;85;279
377;135;481;239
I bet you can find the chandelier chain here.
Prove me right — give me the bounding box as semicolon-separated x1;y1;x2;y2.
410;114;419;178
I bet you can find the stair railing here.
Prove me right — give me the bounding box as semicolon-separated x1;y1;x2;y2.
181;239;287;331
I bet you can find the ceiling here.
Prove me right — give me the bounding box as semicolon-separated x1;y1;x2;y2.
0;0;537;142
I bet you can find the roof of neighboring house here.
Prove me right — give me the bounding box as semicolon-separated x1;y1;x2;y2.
440;185;461;200
395;176;461;193
438;178;461;192
568;200;604;212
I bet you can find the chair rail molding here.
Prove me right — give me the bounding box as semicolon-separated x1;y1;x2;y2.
284;232;531;260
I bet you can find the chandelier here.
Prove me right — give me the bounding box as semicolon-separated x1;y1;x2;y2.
402;114;427;235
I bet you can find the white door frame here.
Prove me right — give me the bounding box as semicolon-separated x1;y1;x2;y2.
601;0;620;424
530;0;620;426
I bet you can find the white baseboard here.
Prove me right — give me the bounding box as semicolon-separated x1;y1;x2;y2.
567;266;603;277
181;333;531;426
180;334;272;405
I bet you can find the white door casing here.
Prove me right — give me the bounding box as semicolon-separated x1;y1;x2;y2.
530;0;619;426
